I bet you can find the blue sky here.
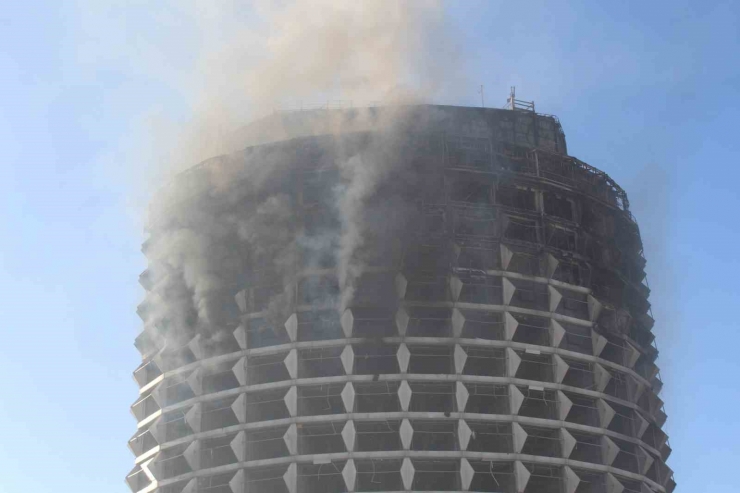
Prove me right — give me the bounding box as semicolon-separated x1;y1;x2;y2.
0;1;738;491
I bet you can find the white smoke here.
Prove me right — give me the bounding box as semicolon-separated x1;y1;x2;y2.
140;0;461;355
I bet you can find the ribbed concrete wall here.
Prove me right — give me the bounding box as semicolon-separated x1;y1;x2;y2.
128;105;673;493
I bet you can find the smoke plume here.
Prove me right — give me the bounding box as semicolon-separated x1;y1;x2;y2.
139;0;460;360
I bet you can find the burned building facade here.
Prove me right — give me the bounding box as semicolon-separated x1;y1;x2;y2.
128;104;674;493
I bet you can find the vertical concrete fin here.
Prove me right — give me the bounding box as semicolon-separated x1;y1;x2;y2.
149;416;165;443
454;344;468;374
452;308;466;338
560;427;577;458
501;243;514;271
397;343;411;373
341;345;355;375
597;399;616;428
635;412;650;438
640;484;655;493
593;363;612;392
546;253;559;279
283;462;297;493
234;290;248;313
284;349;298;379
456;381;470;413
395;307;410;336
601;435;620;465
398;380;412;411
185;403;202;433
514;460;531;493
341;382;355;412
400;419;414;450
587;295;603;322
233;324;248;350
341;309;354;338
512;422;528;453
507;348;521;377
230;431;246;462
342;420;356;452
510;385;525;415
450;275;464;302
231;393;247;423
284;313;298;342
458;419;473;451
183;439;200;470
453;242;462;261
553;354;569;384
229;469;245;493
636;446;654;475
283;423;298;455
549;319;566;348
563;466;580;493
181;478;198;493
188;334;203;361
460;458;475;491
605;472;624;493
284;386;298;417
625;341;641;368
502;278;516;305
627;374;646;402
557;391;573;420
505;312;519;341
232;356;247;386
548;285;563;312
343;459;357;492
401;458;415;491
395;273;408;300
591;330;608;356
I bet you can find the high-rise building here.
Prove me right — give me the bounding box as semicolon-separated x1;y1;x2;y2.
128;102;674;493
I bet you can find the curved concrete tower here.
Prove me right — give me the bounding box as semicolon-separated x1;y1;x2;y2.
128;104;674;493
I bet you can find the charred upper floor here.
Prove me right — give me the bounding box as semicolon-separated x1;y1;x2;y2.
130;104;673;493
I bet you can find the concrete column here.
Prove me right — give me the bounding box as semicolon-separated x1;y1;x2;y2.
460;458;475;491
343;459;357;492
229;469;245;493
342;420;356;452
283;462;297;493
232;357;247;386
450;275;464;302
341;382;355;412
284;349;298;379
233;324;248;350
230;431;246;462
550;319;566;348
456;382;470;412
398;381;412;411
341;309;354;338
458;419;473;450
452;308;466;338
395;307;410;336
548;285;562;312
454;344;468;374
400;419;413;450
397;343;410;373
341;345;354;375
231;393;247;423
401;458;415;491
557;391;572;420
503;278;516;305
512;422;528;453
505;312;519;341
284;313;298;342
283;423;298;455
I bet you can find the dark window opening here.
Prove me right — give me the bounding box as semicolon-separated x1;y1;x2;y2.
463;347;506;377
354;343;400;375
202;396;239;431
299;384;346;416
300;347;345;378
248;352;291;385
409;382;455;413
497;185;536;211
247;389;290;422
245;427;288;461
543;191;574;221
406;307;451;337
356;382;401;413
459;310;504;340
464;384;509;414
356;421;402;452
408;345;453;374
411;420;457;451
412;460;459;491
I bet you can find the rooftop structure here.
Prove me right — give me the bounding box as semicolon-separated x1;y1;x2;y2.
129;101;673;493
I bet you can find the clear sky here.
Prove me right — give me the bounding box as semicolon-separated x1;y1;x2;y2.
0;1;738;492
